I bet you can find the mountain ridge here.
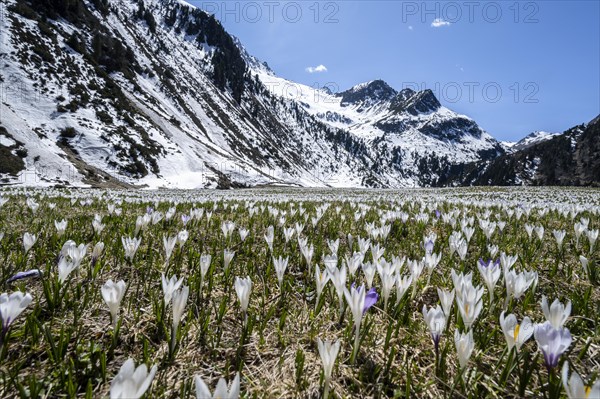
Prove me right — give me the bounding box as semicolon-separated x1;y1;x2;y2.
0;0;594;188
436;115;600;187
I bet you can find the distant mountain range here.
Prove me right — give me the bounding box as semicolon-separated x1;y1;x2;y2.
440;116;600;186
0;0;597;188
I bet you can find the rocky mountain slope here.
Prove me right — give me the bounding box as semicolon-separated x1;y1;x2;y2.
439;115;600;186
0;0;585;188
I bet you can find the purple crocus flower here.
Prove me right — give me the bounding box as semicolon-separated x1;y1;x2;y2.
423;240;435;255
534;321;572;370
422;305;447;354
435;210;441;218
181;214;191;225
146;207;153;215
363;287;378;314
7;269;42;283
350;284;379;314
478;258;500;268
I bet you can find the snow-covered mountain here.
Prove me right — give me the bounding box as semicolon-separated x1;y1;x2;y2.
511;131;561;151
1;0;505;188
502;131;562;153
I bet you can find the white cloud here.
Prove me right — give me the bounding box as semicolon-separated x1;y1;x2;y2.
305;64;328;73
431;18;451;28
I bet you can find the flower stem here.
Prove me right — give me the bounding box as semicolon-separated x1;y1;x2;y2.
323;378;331;399
350;323;361;364
169;323;177;357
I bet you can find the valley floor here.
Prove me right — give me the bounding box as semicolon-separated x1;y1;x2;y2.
0;187;598;398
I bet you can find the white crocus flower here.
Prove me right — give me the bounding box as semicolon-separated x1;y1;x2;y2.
345;252;363;276
92;215;105;235
562;361;600;399
161;274;183;307
477;259;501;303
238;228;249;242
370;243;385;262
504;269;536;307
541;295;571;329
534;225;545;241
26;198;39;213
177;230;189;246
299;240;314;267
424;252;442;285
0;291;33;331
329;264;347;315
66;243;88;268
499;311;534;352
454;329;475;370
162;235;178;263
221;221;235;239
234;276;252;316
194;373;240;399
315;265;330;309
586;229;598;253
344;284;367;361
172;286;189;332
55;219;67;236
437;287;455;318
499;252;518;275
456;240;468;260
456;283;484;330
264;225;275;252
362;262;376;289
357;237;370;253
170;285;189;353
451;269;473;298
395;274;412;305
23;233;37;254
579;255;589;278
488;244;499;258
524;224;534;239
317;338;341;399
323;254;338;275
101;280;126;329
92;242;105;262
223;249;235;272
58;257;78;283
553;230;566;249
199;254;212;284
273;256;289;288
574;223;586;247
110;358;157;399
378;264;396;312
122;236;142;261
327;238;340;255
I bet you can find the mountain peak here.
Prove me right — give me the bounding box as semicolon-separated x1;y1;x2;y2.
338;80;397;107
513;130;561;151
231;35;274;75
1;0;507;189
390;89;441;116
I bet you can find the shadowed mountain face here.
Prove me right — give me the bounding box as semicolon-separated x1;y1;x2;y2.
0;0;586;188
436;116;600;187
390;89;441;116
338;80;398;107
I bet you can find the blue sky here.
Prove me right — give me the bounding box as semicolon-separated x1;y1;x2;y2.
188;1;600;141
